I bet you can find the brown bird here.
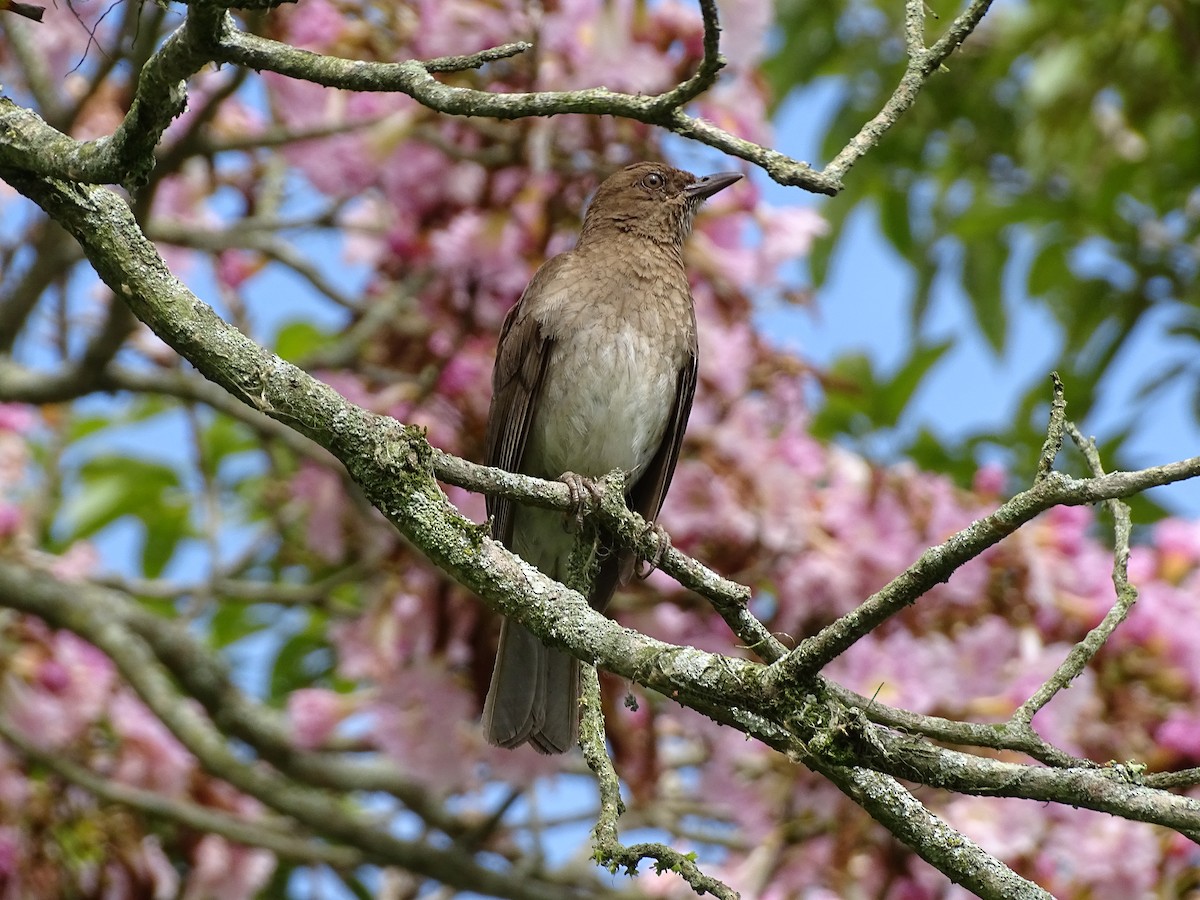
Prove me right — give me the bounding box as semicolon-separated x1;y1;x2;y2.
481;162;742;753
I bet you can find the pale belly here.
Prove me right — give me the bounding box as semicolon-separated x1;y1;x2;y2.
526;322;679;481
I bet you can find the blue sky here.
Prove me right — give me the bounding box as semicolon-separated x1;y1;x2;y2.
757;81;1200;516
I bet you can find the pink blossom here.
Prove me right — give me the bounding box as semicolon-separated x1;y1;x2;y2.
287;688;349;749
331;570;460;681
280;0;348;51
943;796;1045;862
436;341;490;399
0;405;34;434
1006;644;1104;756
1153;518;1200;580
648;1;706;59
138;836;182;898
215;250;262;289
379;142;469;215
109;692;196;798
21;1;114;82
759;204;831;268
1035;808;1162;899
698;320;755;403
47;541;99;582
691;212;760;286
340;195;392;266
539;0;677;93
0;505;22;539
291;462;347;563
972;462;1008;496
1156;711;1200;758
183;835;276;900
1126;544;1157;584
1041;503;1094;556
2;629;114;750
428;209;531;301
830;628;959;713
695;75;773;144
369;663;512;786
409;0;527;60
0;827;20;876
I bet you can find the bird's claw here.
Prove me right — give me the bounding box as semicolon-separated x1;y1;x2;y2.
561;471;603;531
635;523;671;578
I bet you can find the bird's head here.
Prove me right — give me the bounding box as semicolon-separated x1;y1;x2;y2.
578;162;742;248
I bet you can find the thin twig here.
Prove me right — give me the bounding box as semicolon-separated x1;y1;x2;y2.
823;0;996;186
209;22;830;192
1035;371;1066;482
423;41;533;73
648;0;725;110
1011;422;1138;726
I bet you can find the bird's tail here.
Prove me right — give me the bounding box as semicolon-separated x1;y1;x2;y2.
482;619;580;754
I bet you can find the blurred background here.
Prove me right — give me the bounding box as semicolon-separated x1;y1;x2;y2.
1;0;1199;896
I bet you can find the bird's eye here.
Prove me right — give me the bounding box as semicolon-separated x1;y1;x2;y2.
642;172;665;189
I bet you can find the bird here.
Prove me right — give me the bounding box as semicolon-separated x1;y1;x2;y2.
481;161;742;753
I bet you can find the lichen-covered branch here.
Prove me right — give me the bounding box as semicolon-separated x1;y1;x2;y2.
823;0;997;186
1012;423;1139;727
581;665;739;899
0;7;223;190
812;763;1053;900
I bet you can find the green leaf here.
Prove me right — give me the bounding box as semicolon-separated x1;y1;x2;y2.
60;471;129;541
65;395;172;443
61;456;180;540
58;455;191;576
878;190;913;255
274;320;332;362
141;505;189;578
270;618;334;699
209;602;258;650
876;340;953;428
808;352;876;441
198;413;257;468
910;258;937;331
1027;238;1068;297
906;426;975;482
961;238;1007;354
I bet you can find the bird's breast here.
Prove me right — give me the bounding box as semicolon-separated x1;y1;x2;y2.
528;309;687;481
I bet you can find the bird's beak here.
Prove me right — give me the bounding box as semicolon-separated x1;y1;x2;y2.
684;171;743;200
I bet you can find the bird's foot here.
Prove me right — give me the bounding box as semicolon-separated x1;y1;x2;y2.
635;522;671;579
560;471;604;531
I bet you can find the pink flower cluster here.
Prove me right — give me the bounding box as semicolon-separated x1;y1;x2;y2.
0;619;274;898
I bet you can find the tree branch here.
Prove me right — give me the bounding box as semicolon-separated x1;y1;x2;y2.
765;457;1200;689
580;665;738;899
0;560;614;900
812;762;1053;900
208;16;831;193
0;7;225;191
0;716;364;868
1011;422;1137;727
823;0;997;186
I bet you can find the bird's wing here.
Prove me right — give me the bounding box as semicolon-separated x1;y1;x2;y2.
629;348;697;525
592;338;698;610
484;255;572;546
